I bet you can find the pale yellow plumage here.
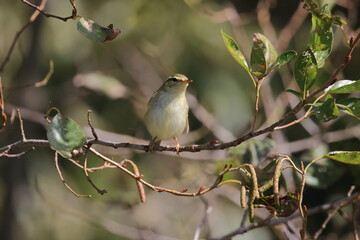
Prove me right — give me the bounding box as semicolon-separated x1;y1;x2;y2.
144;74;192;151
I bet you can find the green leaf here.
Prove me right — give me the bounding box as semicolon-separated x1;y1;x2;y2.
250;33;278;78
271;50;297;70
294;47;318;92
221;30;250;74
77;17;121;42
309;4;333;68
324;151;360;165
47;112;87;158
337;97;360;119
325;80;360;94
314;96;339;122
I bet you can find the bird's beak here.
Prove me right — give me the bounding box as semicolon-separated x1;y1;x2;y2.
182;79;193;84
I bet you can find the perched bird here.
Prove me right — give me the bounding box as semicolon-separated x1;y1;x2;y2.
144;74;192;153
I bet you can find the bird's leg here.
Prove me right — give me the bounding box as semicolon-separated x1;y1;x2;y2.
148;137;161;152
173;137;180;155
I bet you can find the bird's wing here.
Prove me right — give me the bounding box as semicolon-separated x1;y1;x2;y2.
147;90;158;107
183;117;189;134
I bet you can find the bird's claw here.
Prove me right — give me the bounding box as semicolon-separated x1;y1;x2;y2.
148;137;160;153
173;138;181;155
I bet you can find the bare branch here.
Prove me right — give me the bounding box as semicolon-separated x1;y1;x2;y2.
353;196;360;240
82;150;107;195
193;197;212;240
0;139;49;154
64;157;116;172
54;151;91;198
20;0;77;22
120;159;146;203
0;147;35;158
16;109;26;141
87;110;98;141
88;147;230;197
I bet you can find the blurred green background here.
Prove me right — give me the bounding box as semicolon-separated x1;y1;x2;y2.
0;0;359;239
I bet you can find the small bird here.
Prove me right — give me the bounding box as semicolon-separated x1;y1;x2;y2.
144;74;192;153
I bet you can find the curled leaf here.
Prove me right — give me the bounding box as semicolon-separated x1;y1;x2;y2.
294;47;318;93
77;17;121;42
46;109;87;158
250;33;278;78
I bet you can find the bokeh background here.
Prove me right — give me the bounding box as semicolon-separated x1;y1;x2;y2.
0;0;360;239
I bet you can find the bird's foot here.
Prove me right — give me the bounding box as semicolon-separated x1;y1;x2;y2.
173;138;180;155
148;137;160;152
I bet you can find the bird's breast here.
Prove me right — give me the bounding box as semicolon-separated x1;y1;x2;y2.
145;93;189;140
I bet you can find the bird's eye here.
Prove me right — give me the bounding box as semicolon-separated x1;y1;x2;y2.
170;78;178;82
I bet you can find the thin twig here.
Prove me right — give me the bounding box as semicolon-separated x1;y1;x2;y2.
299;161;307;239
65;157;116;172
120;159;146;203
313;207;338;239
54;151;91;198
338;208;352;223
9;59;54;90
240;208;249;227
193;196;212;240
88;147;228;197
0;147;35;158
16;109;26;141
251;79;263;132
314;186;358;239
348;185;356;197
20;0;77;22
81;110;107;194
83;151;107;195
0;77;6;128
353;201;360;240
87;110;98;140
35;59;54;87
0;139;49;154
274;110;312;130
